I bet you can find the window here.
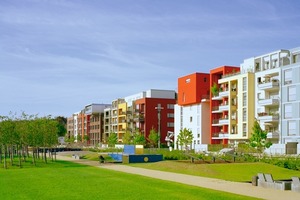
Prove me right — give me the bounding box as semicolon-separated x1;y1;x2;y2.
288;86;296;101
288;121;296;136
167;122;174;127
243;93;247;106
204;77;207;82
167;104;174;109
243;108;247;121
197;134;200;138
243;77;247;91
186;78;190;83
284;104;292;118
167;113;174;118
257;77;261;84
284;69;292;85
243;124;247;137
190;116;193;122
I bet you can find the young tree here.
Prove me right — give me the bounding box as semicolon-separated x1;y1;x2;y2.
177;128;193;151
148;127;158;148
107;132;118;147
133;132;146;145
249;120;272;153
122;131;132;144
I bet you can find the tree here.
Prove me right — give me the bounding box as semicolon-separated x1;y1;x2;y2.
177;128;193;151
148;127;158;148
55;116;67;137
107;132;118;147
133;132;146;145
122;131;132;144
211;82;219;97
249;120;272;153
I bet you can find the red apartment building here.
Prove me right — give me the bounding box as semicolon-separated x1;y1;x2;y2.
134;97;176;146
210;66;240;144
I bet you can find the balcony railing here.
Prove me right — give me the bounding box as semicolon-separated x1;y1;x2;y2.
212;133;229;139
219;89;229;97
258;79;279;91
257;112;279;122
258;97;279;106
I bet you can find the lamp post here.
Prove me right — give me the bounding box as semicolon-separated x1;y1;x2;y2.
155;104;164;149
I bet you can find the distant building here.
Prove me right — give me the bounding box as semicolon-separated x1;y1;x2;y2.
102;89;176;145
67;103;111;146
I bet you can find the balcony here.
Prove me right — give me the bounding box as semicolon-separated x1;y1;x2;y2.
257;112;279;122
267;131;280;139
219;89;229;98
212;93;222;100
258;79;279;91
258;97;279;107
134;116;144;122
219;117;229;125
212;106;222;113
212;132;229;139
212;119;229;126
219;103;229;111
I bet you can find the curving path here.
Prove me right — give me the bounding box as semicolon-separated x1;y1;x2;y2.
56;153;300;200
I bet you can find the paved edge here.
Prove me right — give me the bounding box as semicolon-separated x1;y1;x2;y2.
55;154;300;200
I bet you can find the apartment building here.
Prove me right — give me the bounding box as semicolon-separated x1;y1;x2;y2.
241;47;300;154
210;66;241;144
216;72;255;144
174;73;210;151
103;89;176;145
67;103;111;146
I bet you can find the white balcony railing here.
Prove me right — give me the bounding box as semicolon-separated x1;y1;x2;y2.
258;98;279;106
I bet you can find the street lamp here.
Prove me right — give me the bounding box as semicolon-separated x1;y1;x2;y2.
155;104;164;149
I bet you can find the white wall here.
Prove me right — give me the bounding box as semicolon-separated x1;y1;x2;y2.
174;103;210;150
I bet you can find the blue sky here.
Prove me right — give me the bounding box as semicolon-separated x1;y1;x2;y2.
1;0;300;117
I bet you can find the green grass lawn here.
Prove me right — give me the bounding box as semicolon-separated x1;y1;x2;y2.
0;160;258;200
130;160;300;182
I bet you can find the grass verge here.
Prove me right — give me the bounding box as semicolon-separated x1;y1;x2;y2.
0;160;258;200
129;160;300;182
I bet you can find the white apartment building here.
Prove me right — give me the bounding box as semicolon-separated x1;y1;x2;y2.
174;73;210;152
174;102;210;152
241;47;300;154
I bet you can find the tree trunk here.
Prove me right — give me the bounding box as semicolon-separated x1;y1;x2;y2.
3;145;7;169
9;145;13;166
18;144;22;168
43;147;47;164
0;145;2;164
32;147;36;166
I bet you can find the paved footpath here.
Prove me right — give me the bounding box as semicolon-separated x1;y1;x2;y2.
56;153;300;200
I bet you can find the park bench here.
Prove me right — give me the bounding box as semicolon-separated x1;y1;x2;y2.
257;173;291;190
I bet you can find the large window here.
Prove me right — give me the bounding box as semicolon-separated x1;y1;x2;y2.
288;121;296;136
288;86;296;101
284;69;292;85
284;104;292;118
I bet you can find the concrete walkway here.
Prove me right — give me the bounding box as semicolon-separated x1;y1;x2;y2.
55;153;300;200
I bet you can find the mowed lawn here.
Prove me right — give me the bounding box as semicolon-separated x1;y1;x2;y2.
130;160;300;182
0;160;259;200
